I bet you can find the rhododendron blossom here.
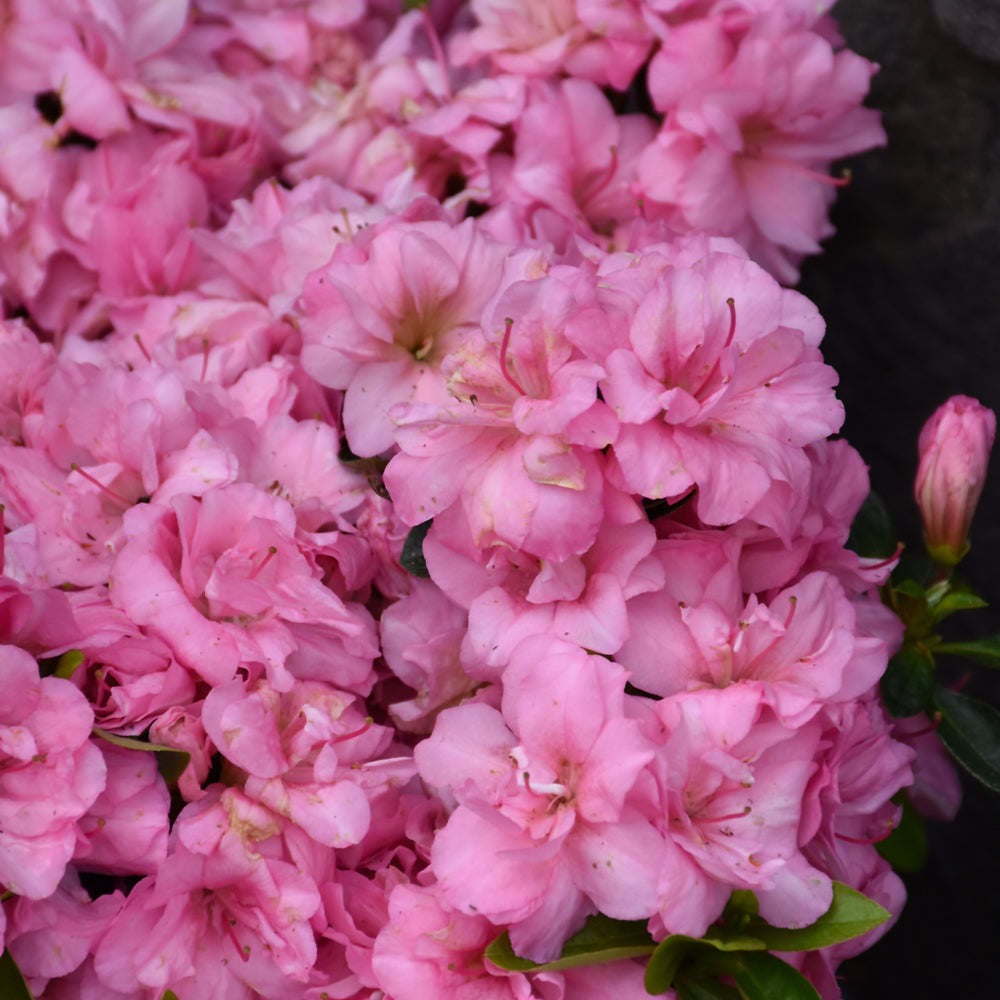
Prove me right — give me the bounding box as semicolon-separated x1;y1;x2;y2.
0;3;938;999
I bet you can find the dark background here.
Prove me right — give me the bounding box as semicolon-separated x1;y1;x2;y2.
797;1;1000;996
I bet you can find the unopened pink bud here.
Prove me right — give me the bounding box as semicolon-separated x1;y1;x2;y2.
915;395;996;565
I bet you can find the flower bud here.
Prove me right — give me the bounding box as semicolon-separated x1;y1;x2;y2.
915;395;996;566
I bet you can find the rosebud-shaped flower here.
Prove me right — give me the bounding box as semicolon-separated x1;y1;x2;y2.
915;395;996;566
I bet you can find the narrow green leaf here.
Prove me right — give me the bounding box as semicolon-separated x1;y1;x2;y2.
936;634;1000;669
934;687;1000;792
485;914;654;973
880;646;935;718
741;883;889;952
846;491;897;559
0;950;35;1000
400;520;432;578
91;728;191;785
876;793;928;873
731;951;821;1000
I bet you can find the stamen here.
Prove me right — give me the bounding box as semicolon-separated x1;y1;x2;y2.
69;463;130;505
499;317;526;396
225;919;250;963
421;7;452;101
755;152;851;187
200;338;210;382
697;805;752;824
248;545;278;580
905;712;942;739
0;503;5;568
784;594;798;630
725;297;737;348
331;717;374;745
866;542;904;571
133;333;152;363
584;146;619;206
835;822;894;846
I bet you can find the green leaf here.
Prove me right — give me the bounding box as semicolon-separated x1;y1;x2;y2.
722;891;760;920
926;580;988;621
0;950;35;1000
91;728;191;785
730;951;821;1000
400;520;432;578
645;936;721;994
846;490;897;560
876;793;928;873
53;649;84;679
701;927;768;952
936;634;1000;669
934;687;1000;792
161;993;180;1000
485;914;654;973
740;883;889;952
880;646;935;718
676;974;744;1000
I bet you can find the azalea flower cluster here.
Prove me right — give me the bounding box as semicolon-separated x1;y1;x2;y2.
0;2;952;999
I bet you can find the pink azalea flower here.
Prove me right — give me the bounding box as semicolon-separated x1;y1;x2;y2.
201;676;404;848
110;484;378;692
420;487;661;678
92;787;323;998
3;871;124;996
300;212;514;456
646;686;833;936
1;645;106;899
74;741;170;876
415;635;663;962
490;77;655;249
379;577;475;732
619;531;888;726
637;17;885;281
372;882;558;1000
594;249;841;536
454;0;653;89
385;265;618;562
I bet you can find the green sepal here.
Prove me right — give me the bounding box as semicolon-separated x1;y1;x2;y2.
403;0;430;9
933;687;1000;792
161;992;180;1000
880;646;935;718
91;727;191;785
876;793;928;873
730;951;822;1000
400;520;432;578
846;490;897;560
485;914;654;973
936;633;1000;670
0;949;35;1000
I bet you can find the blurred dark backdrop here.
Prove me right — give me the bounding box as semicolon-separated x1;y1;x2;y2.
797;1;1000;996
